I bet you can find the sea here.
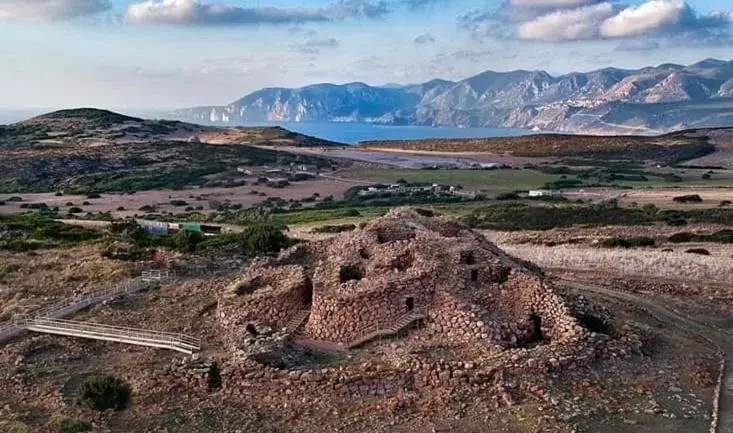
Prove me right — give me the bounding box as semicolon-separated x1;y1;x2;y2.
264;122;534;145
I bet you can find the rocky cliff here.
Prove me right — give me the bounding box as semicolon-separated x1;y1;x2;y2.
174;58;733;134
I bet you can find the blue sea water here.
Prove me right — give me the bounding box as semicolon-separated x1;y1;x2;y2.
238;121;534;145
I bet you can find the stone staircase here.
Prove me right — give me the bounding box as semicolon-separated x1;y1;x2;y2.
345;311;426;350
284;309;310;334
293;309;427;352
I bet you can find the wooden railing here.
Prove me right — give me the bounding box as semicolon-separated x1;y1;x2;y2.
22;317;200;354
0;270;202;354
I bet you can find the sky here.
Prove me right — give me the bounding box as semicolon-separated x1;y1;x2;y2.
0;0;732;111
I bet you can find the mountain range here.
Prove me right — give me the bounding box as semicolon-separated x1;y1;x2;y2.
173;58;733;135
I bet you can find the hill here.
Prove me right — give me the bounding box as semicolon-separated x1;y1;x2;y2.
0;108;341;194
173;58;733;134
358;128;726;163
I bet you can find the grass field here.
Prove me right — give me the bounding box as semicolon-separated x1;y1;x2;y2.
341;168;564;191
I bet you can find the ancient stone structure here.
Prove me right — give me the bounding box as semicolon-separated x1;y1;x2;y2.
218;207;586;355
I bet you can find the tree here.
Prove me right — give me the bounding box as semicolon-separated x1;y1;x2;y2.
241;221;290;256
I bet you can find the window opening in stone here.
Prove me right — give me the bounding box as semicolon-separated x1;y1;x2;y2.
405;297;414;312
530;313;543;341
470;269;478;282
245;323;259;336
460;250;476;265
302;277;313;305
339;265;363;283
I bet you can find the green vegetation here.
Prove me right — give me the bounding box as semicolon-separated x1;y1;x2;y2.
1;140;334;194
55;419;92;433
460;200;733;231
600;236;655;248
345;168;563;191
78;375;131;412
668;230;733;244
685;248;710;255
0;212;100;251
311;223;357;234
241;220;292;256
673;194;703;203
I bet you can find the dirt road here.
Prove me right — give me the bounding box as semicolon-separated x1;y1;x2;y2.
556;278;731;433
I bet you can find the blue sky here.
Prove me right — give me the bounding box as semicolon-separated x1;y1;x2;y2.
0;0;731;110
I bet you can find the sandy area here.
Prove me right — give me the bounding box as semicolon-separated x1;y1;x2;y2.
268;145;554;167
0;179;356;218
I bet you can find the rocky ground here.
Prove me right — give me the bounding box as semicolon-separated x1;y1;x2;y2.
0;213;728;433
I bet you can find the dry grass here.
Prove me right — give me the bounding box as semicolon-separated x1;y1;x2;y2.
0;245;136;320
502;243;733;284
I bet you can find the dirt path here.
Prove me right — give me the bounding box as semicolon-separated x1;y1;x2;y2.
555;278;731;433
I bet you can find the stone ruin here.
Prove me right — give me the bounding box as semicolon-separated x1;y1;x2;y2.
217;207;590;361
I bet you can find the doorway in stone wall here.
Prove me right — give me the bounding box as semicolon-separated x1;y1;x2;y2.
302;278;314;306
405;297;414;312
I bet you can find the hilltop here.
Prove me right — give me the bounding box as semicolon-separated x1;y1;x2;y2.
0;108;341;150
0;108;343;194
174;58;733;134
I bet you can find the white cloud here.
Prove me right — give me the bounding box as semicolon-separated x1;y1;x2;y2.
600;0;685;38
509;0;600;8
517;2;615;41
515;0;733;41
124;0;329;26
124;0;390;26
0;0;110;21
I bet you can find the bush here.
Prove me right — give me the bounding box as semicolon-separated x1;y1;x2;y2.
78;375;131;412
311;224;357;234
241;221;290;256
8;196;23;202
496;192;520;201
669;230;733;244
600;236;655;248
68;207;83;214
685;248;710;255
720;200;732;207
116;206;125;211
56;419;92;433
170;200;188;207
673;194;703;203
86;193;101;199
166;229;203;252
139;205;155;212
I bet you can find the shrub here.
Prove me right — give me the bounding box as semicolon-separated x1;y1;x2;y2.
78;375;131;412
139;205;155;212
55;191;64;196
685;248;710;255
496;192;520;201
241;221;290;256
311;224;356;234
166;229;203;252
701;173;711;180
86;193;101;199
65;202;75;206
8;196;23;202
720;200;732;207
600;236;655;248
673;194;703;203
68;207;83;214
56;419;92;433
116;206;125;211
170;200;188;207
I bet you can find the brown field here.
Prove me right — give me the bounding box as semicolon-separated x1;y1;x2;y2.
0;178;355;218
565;187;733;209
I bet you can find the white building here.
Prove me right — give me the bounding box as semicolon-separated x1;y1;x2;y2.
528;189;558;197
